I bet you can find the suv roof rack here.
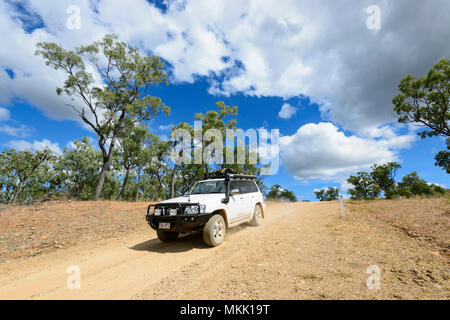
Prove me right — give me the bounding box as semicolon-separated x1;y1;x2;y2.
204;168;257;180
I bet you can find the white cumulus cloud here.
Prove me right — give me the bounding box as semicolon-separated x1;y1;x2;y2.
0;0;448;134
158;123;175;131
0;107;10;121
278;103;297;119
280;122;415;180
6;138;62;154
427;182;446;189
0;124;34;138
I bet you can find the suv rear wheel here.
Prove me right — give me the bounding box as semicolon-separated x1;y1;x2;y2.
203;214;226;247
250;204;263;226
157;230;179;242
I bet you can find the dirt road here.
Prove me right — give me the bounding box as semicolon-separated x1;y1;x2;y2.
0;201;448;299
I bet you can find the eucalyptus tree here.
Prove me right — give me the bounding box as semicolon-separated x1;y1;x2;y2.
131;132;169;201
393;59;449;172
35;34;170;200
393;59;449;138
139;134;172;200
170;102;267;197
370;162;401;199
165;102;238;198
434;138;450;174
117;125;149;200
266;184;297;202
396;171;445;198
168;121;195;198
0;148;55;204
347;171;381;200
53;137;102;200
314;187;339;201
194;101;238;175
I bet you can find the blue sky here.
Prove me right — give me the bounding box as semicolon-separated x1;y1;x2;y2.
0;0;448;200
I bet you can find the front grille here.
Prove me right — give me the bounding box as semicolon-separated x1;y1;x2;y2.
153;202;200;216
156;204;180;216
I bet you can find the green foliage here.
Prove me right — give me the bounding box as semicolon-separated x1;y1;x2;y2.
0;148;55;204
35;34;169;200
347;171;381;200
344;164;446;201
266;184;297;202
8;33;274;203
430;184;446;195
393;58;449;138
195;101;238;172
314;187;339;201
393;59;449;173
396;171;444;198
117;125;151;200
169;102;266;197
434;138;450;173
53;138;97;200
134;133;171;201
370;162;401;199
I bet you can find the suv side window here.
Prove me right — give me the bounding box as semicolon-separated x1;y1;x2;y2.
230;181;240;194
239;181;251;194
248;181;259;193
230;181;250;194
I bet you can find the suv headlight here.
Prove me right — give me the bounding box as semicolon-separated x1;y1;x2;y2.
184;206;196;214
184;204;206;214
154;208;162;216
168;208;178;216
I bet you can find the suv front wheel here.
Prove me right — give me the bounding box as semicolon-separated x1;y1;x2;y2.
157;230;179;242
203;214;226;247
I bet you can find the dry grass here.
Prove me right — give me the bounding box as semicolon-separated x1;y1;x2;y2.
0;200;151;261
346;197;450;257
0;200;448;299
138;201;449;299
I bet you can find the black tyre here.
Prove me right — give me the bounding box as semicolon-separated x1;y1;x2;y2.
203;214;226;247
250;204;263;226
157;230;179;242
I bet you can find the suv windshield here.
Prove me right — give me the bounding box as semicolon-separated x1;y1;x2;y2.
190;180;226;194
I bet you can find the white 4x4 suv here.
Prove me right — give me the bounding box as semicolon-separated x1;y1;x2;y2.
146;171;265;247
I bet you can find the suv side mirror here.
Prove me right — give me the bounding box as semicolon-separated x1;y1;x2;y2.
230;189;240;196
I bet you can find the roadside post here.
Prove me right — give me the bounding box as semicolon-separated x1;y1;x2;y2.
339;194;345;217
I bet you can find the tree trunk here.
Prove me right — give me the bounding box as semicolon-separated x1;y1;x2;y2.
94;120;121;201
170;176;175;198
12;180;24;204
94;142;116;201
118;168;130;200
156;172;164;198
135;168;141;202
170;165;177;198
94;161;109;201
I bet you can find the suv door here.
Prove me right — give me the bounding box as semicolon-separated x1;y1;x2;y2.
246;181;260;210
227;181;248;221
227;181;243;221
233;181;254;217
